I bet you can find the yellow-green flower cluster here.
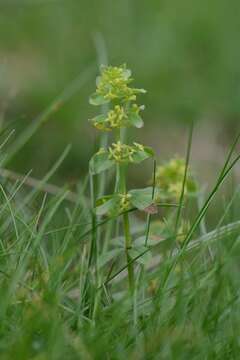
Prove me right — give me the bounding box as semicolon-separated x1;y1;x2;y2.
95;64;145;102
91;104;144;131
89;65;155;219
119;193;132;212
108;142;144;163
89;64;145;132
90;142;153;175
155;157;198;200
107;105;127;128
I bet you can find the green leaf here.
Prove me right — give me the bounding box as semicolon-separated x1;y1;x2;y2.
95;195;120;216
128;112;144;128
129;187;159;211
89;151;114;175
132;146;154;164
89;114;110;131
89;92;109;106
143;146;155;157
89;114;106;124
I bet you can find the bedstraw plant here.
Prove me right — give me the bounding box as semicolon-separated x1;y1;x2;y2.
89;64;157;292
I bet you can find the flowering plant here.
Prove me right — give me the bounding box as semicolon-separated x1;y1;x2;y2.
89;64;157;291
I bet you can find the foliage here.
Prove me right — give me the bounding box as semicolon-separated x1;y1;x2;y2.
89;65;157;293
155;156;198;200
1;135;240;358
1;61;240;359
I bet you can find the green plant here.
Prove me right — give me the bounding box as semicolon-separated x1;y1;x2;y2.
89;64;157;293
155;156;198;201
2;59;240;359
150;156;199;246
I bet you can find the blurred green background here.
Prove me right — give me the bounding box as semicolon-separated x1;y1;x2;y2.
0;0;240;184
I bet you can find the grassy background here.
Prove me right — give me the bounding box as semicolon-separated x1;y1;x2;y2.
0;133;240;358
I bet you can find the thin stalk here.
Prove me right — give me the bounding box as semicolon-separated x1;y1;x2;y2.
123;211;134;294
89;173;98;274
145;159;157;246
91;38;109;320
174;120;194;234
94;32;109;198
86;171;99;320
118;162;134;294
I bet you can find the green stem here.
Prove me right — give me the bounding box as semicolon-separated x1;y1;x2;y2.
117;163;134;294
123;211;134;294
89;162;98;281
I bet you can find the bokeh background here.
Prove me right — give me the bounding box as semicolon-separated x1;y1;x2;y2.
1;0;240;187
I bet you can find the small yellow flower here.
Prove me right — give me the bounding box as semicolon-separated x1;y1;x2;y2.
107;105;126;128
133;142;144;151
95;64;145;103
119;193;132;212
96;147;106;155
168;182;183;199
107;142;146;163
108;142;133;162
155;157;198;200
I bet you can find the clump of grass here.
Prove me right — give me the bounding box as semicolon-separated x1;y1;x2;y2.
0;64;240;358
